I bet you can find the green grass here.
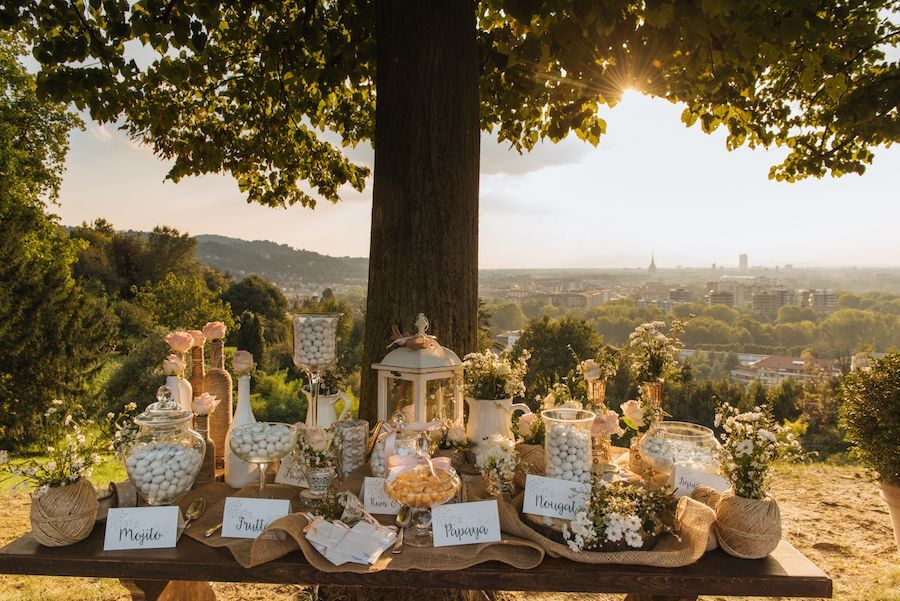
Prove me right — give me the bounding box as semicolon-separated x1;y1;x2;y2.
0;456;126;493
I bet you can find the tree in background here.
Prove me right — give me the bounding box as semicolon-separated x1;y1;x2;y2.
235;311;265;368
512;316;602;400
8;0;897;422
222;275;290;346
491;303;527;332
0;34;116;446
134;272;234;331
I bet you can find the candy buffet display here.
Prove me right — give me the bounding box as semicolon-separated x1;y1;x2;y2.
638;421;721;476
229;422;298;496
384;458;460;547
334;419;369;480
123;386;205;506
542;408;595;484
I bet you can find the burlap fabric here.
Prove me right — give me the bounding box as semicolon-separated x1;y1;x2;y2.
181;475;545;571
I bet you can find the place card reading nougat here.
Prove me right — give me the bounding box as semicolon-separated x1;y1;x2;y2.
431;500;501;547
221;497;290;539
522;474;590;520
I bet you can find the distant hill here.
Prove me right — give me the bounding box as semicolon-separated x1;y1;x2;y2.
194;234;368;290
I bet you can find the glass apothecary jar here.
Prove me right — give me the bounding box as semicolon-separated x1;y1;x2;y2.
124;386;206;506
542;408;595;484
638;421;721;477
369;417;419;478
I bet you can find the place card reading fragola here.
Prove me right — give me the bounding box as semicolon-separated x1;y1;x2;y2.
431;500;501;547
671;464;730;499
362;477;401;515
104;506;179;551
221;497;290;539
522;474;590;520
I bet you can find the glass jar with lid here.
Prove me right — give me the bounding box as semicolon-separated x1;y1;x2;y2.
638;421;721;477
124;386;206;505
369;415;419;478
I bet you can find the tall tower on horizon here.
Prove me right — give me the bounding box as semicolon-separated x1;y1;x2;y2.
739;253;748;270
648;252;658;277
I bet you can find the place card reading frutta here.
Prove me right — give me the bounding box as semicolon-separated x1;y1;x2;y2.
221;497;290;539
104;506;180;551
522;474;590;520
363;476;401;515
431;500;501;547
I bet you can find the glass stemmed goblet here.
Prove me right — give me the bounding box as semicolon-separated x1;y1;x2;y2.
228;422;298;497
384;461;461;547
291;313;342;429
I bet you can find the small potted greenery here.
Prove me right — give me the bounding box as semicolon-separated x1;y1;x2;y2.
839;353;900;551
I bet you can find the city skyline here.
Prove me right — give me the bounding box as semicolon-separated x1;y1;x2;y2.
54;91;900;269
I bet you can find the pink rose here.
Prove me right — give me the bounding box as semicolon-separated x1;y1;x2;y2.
518;413;536;437
305;427;330;453
620;400;646;429
188;330;206;347
191;392;220;416
232;350;254;376
163;353;186;376
592;409;624;439
164;331;195;353
202;321;227;340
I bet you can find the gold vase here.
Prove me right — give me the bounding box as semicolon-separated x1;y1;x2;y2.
641;380;664;423
586;378;607;409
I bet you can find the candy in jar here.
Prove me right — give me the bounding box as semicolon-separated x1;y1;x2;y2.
334;419;368;480
370;426;418;478
542;408;595;484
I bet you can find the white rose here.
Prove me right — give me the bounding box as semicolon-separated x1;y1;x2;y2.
447;423;467;443
232;350;255;376
620;399;646;429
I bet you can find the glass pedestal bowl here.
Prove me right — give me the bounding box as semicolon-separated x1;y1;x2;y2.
638;421;721;479
229;422;298;497
384;464;461;547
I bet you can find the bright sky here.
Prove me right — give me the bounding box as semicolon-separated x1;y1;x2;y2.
55;91;900;269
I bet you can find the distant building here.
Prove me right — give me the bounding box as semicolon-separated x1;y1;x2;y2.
798;289;838;314
669;287;691;303
648;253;658;278
751;289;795;315
739;254;748;270
708;290;735;306
495;330;521;351
730;355;840;386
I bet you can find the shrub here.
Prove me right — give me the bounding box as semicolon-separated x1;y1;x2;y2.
839;353;900;485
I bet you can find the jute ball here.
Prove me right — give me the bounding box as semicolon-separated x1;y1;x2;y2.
691;485;726;511
715;492;781;559
30;478;99;547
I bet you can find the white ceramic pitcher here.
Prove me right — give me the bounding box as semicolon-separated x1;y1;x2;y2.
465;397;532;444
303;388;351;429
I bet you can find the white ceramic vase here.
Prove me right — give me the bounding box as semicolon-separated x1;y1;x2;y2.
225;375;258;488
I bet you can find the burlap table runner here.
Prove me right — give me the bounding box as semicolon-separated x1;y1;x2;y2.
179;477;545;571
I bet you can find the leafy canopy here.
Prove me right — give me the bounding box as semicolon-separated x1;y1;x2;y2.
5;0;897;207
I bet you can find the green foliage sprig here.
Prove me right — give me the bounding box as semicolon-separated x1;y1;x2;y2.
627;320;686;383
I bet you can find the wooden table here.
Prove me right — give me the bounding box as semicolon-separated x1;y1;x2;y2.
0;525;831;601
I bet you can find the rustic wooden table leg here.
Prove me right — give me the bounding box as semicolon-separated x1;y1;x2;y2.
623;596;698;601
120;579;216;601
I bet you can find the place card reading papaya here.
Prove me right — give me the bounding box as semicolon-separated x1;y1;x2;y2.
431;500;501;547
522;474;590;520
221;497;290;539
104;506;180;551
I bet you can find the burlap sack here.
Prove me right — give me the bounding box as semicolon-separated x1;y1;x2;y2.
181;478;545;571
495;492;716;567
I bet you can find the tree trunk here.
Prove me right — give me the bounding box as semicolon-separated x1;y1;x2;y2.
360;0;480;423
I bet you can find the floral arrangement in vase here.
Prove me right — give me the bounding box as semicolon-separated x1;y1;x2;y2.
475;434;522;495
578;346;618;382
715;402;802;500
563;480;675;552
619;391;664;436
298;426;336;468
462;349;530;400
626;320;686;383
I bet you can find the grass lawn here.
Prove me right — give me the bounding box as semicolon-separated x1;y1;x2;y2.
0;463;897;600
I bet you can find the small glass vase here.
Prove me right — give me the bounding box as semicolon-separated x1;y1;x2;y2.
306;465;336;497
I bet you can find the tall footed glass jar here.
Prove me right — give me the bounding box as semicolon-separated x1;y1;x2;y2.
542;408;595;484
124;386;205;506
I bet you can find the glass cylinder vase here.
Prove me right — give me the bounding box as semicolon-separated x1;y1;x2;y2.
542;408;595;484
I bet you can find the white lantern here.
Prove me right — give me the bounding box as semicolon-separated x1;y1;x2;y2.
372;314;464;425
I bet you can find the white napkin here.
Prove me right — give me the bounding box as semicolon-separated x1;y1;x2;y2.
305;517;396;566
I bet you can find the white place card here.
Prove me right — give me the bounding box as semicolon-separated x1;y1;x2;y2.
671;464;731;499
522;474;590;520
431;500;501;547
221;497;290;539
362;477;401;515
275;450;307;487
104;506;180;550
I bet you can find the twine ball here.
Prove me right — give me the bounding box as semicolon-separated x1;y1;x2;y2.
30;478;99;547
715;492;781;559
691;485;726;511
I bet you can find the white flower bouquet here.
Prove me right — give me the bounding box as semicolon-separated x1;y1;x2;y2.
563;480;676;552
627;320;685;383
298;426;336;467
463;349;530;400
436;419;470;450
475;434;522;495
715;402;802;500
